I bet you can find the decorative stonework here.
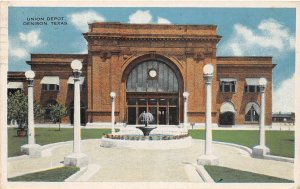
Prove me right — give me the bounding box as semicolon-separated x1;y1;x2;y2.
99;51;112;61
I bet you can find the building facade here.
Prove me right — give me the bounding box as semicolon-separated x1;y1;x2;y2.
8;22;275;126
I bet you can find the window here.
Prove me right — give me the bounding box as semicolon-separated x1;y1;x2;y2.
220;81;236;93
245;106;259;122
245;85;260;93
67;76;86;92
245;102;260;122
42;84;59;91
68;83;86;91
126;60;179;93
40;76;60;91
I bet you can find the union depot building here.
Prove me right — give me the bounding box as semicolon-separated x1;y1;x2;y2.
8;22;275;126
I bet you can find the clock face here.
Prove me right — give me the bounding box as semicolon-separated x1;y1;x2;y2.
149;69;157;78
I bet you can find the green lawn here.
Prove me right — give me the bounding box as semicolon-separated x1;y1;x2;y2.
8;128;294;158
189;130;294;158
8;166;79;182
204;165;293;183
8;127;112;157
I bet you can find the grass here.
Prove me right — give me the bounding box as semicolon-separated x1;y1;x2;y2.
204;165;293;183
8;127;112;157
188;130;294;158
8;166;79;182
8;128;294;158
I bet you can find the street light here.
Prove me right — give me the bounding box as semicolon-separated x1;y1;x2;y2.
64;60;88;167
110;92;116;134
183;92;189;131
197;64;219;165
252;77;270;158
21;70;41;157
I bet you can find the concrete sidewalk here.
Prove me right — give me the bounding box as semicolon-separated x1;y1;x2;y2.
7;139;294;182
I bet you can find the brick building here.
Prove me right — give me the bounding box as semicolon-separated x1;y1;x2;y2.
8;22;275;126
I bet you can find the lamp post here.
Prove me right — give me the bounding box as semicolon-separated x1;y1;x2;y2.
21;70;41;157
183;92;189;131
197;64;219;165
64;60;88;167
252;77;270;158
110;92;116;134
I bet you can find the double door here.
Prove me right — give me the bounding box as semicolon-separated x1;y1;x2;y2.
127;96;178;125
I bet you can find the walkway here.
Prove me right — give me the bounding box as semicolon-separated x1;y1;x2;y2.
7;139;294;182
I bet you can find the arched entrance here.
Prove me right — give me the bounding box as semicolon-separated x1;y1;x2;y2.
125;59;182;125
219;102;235;126
69;101;86;125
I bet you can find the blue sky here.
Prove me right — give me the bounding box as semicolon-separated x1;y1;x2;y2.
8;7;296;112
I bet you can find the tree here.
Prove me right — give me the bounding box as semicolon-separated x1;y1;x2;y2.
7;90;44;131
48;103;68;131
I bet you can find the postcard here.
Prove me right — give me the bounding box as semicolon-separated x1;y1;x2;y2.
0;1;299;189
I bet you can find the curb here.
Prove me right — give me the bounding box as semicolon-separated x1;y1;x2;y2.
195;165;215;183
264;154;294;163
64;166;88;182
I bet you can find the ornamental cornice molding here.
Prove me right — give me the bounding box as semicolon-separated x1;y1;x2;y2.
84;34;221;43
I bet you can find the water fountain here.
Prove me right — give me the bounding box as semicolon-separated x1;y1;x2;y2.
136;111;157;136
101;112;192;149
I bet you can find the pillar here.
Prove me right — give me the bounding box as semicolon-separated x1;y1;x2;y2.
64;60;88;167
252;78;270;158
21;70;41;157
197;64;219;165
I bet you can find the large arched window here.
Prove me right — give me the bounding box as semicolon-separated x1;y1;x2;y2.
126;59;181;125
126;60;179;93
245;102;260;122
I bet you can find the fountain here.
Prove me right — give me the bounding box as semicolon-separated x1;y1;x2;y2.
101;112;192;150
136;111;157;136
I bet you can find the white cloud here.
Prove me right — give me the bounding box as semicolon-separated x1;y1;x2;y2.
157;17;171;24
219;18;295;56
273;74;294;113
68;10;106;32
9;30;44;59
129;10;152;24
9;47;28;59
128;10;172;25
19;30;42;47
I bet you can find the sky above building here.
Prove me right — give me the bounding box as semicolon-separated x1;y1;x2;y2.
8;7;296;113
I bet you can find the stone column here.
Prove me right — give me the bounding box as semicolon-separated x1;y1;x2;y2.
252;78;270;158
73;72;81;153
110;92;116;134
183;92;189;131
64;60;88;167
21;70;41;157
197;64;219;165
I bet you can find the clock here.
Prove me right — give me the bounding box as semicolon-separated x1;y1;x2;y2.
148;69;157;78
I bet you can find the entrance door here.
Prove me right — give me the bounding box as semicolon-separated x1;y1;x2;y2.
219;112;235;126
159;107;167;124
126;96;178;125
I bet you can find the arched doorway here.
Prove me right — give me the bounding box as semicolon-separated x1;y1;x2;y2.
219;102;236;126
69;101;86;125
245;102;260;122
125;59;182;125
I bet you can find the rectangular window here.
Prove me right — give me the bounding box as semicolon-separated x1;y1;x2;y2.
68;83;86;92
42;84;59;91
220;81;236;93
245;85;261;93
